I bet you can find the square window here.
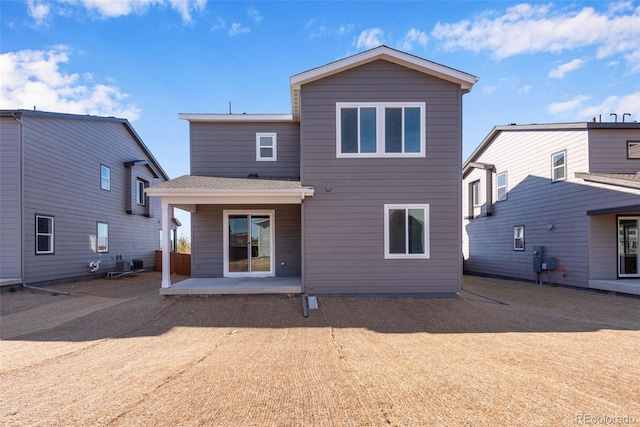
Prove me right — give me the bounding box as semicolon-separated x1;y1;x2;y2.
97;222;109;253
514;226;525;251
497;172;507;201
384;204;430;259
628;142;640;159
136;179;147;206
101;165;110;190
36;215;54;254
551;151;566;182
337;102;425;158
256;133;277;161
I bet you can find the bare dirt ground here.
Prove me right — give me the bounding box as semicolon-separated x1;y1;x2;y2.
1;272;638;426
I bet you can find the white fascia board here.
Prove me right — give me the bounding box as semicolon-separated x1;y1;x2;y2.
178;113;294;122
146;188;315;204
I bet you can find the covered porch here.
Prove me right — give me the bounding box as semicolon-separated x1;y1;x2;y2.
146;175;314;294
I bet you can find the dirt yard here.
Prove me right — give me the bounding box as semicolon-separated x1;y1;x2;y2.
1;273;638;426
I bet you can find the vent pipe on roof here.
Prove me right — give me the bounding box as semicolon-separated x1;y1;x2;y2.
623;113;631;123
610;113;618;123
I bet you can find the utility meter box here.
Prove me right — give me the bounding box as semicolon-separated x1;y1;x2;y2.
533;246;543;273
545;256;556;271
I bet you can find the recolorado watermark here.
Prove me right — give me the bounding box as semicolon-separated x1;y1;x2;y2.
576;414;637;425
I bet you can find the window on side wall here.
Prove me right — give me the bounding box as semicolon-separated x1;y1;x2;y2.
513;225;525;251
628;141;640;159
497;172;507;201
100;165;110;190
256;133;277;161
471;180;481;206
384;204;430;259
36;215;54;254
551;151;566;182
337;102;425;158
97;222;109;253
136;179;147;206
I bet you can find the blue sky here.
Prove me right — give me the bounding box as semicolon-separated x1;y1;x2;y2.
2;1;639;232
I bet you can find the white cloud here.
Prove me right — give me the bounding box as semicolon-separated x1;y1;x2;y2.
32;0;207;24
306;19;353;40
431;3;640;71
27;0;51;26
547;92;640;121
0;47;141;120
247;7;261;23
228;22;249;36
357;28;384;49
548;58;586;79
399;29;428;51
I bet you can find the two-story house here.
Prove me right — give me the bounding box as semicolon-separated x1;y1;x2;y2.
148;46;478;296
0;109;169;288
462;122;640;295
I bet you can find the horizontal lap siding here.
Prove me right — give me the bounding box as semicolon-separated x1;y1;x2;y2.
301;60;463;295
588;128;640;173
190;122;300;178
463;128;640;287
191;204;301;278
22;116;165;285
0;118;22;278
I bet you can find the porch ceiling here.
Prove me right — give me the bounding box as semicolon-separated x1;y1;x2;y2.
146;175;314;206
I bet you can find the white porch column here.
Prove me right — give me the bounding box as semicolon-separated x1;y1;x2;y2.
161;200;172;288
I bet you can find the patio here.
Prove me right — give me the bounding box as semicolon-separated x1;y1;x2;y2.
159;276;302;296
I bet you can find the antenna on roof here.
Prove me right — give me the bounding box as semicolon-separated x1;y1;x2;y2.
229;101;232;114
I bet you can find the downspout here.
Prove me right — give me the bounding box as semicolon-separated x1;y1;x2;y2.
12;112;69;296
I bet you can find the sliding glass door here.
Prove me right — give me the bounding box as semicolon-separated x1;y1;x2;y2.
225;211;274;276
618;217;639;277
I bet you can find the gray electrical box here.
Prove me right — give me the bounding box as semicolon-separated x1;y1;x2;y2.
545;256;556;271
533;246;543;273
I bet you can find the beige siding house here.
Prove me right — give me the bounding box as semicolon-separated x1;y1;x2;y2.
463;122;640;295
148;46;478;297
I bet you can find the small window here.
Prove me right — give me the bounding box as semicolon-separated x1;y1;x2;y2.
497;172;507;201
100;165;110;190
256;133;277;161
628;142;640;159
337;102;425;158
36;215;54;254
471;180;481;206
514;226;525;251
384;204;430;259
136;179;147;205
551;151;566;182
97;222;109;253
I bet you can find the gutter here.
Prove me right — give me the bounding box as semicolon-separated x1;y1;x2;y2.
11;112;69;296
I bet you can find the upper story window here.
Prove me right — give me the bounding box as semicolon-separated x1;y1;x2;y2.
100;165;110;190
97;222;109;253
36;215;54;254
136;179;147;206
256;133;277;161
336;102;425;158
497;172;507;201
628;141;640;159
384;204;430;259
551;150;566;182
471;180;481;206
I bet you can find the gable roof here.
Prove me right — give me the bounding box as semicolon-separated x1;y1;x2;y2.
290;45;478;121
463;121;640;177
1;109;169;181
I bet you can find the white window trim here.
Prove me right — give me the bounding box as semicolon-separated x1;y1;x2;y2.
551;150;567;182
36;215;54;254
497;172;507;201
336;102;426;158
513;225;525;251
471;180;481;206
100;165;110;190
628;141;640;159
256;132;277;161
136;179;146;206
384;204;430;259
97;222;109;253
223;210;276;277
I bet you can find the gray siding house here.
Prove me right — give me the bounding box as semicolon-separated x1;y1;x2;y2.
463;122;640;295
148;46;477;296
0;110;169;287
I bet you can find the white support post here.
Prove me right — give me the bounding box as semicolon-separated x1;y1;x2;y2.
161;201;171;288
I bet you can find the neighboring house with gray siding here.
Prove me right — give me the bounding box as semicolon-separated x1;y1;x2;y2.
148;46;477;296
462;122;640;295
0;110;169;287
